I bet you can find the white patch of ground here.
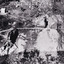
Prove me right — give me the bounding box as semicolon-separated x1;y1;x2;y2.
15;38;26;53
34;28;60;59
15;33;26;53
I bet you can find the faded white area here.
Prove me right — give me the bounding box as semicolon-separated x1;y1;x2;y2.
34;28;60;59
15;38;26;53
35;28;59;51
33;15;60;55
15;33;26;53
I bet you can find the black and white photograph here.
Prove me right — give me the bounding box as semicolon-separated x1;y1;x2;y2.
0;0;64;64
